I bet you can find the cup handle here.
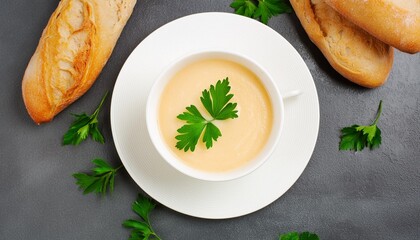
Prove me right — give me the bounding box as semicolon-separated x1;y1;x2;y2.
282;89;302;100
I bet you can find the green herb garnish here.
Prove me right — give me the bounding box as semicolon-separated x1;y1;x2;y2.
230;0;293;24
123;195;161;240
339;100;383;151
73;158;122;195
279;232;320;240
175;78;238;152
63;92;108;145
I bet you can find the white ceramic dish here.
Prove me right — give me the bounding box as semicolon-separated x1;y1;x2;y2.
111;12;319;219
146;50;284;181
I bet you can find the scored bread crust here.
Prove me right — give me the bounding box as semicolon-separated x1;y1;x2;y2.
22;0;137;124
324;0;420;54
290;0;394;88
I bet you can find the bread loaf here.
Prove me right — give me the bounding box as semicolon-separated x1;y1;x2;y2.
290;0;394;88
22;0;137;124
325;0;420;54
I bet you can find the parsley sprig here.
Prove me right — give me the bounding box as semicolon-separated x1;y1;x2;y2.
279;232;319;240
63;92;108;145
175;78;238;152
230;0;293;24
122;194;318;240
123;195;161;240
339;100;383;151
73;159;122;195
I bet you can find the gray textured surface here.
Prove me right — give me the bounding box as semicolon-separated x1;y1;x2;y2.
1;0;419;239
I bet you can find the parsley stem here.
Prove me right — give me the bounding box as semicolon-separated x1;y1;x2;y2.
92;91;109;117
151;232;162;240
115;165;123;172
372;100;383;125
144;216;162;240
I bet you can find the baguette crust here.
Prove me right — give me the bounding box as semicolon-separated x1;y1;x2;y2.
325;0;420;54
22;0;136;124
290;0;394;88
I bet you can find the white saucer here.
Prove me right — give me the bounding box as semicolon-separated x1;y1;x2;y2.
110;12;319;219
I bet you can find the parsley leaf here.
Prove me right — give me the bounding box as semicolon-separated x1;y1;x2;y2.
279;232;319;240
123;195;161;240
230;0;258;18
200;79;238;120
175;105;207;152
230;0;293;24
73;159;122;195
255;0;293;24
63;92;108;145
175;78;238;152
339;100;383;151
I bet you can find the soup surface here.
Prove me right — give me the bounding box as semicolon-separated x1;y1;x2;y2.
158;58;273;172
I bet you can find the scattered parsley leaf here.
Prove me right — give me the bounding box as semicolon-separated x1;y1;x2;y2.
175;78;238;152
123;195;161;240
230;0;293;24
279;232;319;240
63;91;108;145
73;159;122;195
339;100;383;151
230;0;258;18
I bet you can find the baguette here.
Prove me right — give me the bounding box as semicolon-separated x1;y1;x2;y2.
325;0;420;54
290;0;394;88
22;0;137;124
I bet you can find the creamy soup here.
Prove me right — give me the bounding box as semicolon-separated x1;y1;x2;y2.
158;58;273;172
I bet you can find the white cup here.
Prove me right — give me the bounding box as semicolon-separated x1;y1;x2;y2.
146;50;287;181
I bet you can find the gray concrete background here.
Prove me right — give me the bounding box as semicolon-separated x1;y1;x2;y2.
1;0;419;239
